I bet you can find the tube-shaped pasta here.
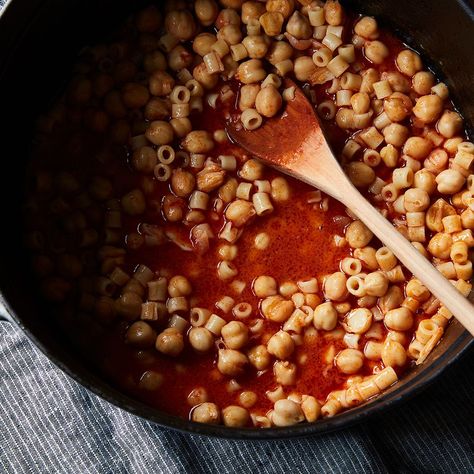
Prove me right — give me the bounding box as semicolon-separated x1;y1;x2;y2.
252;192;274;216
241;108;263;130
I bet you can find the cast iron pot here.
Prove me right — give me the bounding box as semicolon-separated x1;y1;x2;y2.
0;0;473;439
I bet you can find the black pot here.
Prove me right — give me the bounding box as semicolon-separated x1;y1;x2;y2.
0;0;472;439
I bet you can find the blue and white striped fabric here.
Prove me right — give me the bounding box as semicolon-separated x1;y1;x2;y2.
1;318;474;473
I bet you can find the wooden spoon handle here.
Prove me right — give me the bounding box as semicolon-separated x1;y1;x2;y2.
341;187;474;336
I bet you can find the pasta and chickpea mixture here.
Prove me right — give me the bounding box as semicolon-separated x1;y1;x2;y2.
24;0;474;428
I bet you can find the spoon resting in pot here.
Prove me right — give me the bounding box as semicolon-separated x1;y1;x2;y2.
227;79;474;337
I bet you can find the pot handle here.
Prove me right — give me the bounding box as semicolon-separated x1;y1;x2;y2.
0;294;15;323
0;311;14;323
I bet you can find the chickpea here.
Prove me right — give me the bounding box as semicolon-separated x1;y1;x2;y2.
217;348;248;376
267;330;295;359
218;244;238;260
396;49;422;77
323;272;347;301
193;62;219;90
125;321;157;348
146;120;174;145
239;84;260;110
345;162;376;187
253;275;277;297
271;176;290;202
383;123;409;147
286;11;312;39
143;51;166;75
424;148;449;175
404;188;430;212
182;130;214;153
335;348;364;374
345;220;373;248
428;232;453;259
413;94;444;123
222;405;250;427
354;16;378;39
236;59;266;84
403;136;433;160
225;199;255;226
436;169;465;194
364;41;389;65
192;402;221;424
221;321;249;349
217;24;243;45
294;56;316;82
162;194;185;222
384;307;413;331
144;97;170;121
135;5;161;32
364;271;389;297
215;8;241;28
437;110;463;138
139;370;164;391
193;33;217;56
324;0;344;25
122;189;146;216
167;45;193;71
189;327;214;352
351;92;370;114
266;41;293;65
171;168;196;197
242;1;266;24
255;85;282;118
122;83;150;109
313;302;338;331
168;275;192;297
194;0;219;26
132;146;157;173
383;92;413;122
242;35;270;59
240;158;264;180
260;11;285;37
272;399;304;427
381;340;407;368
165;10;196;41
344;308;372;334
220;0;244;9
382;71;411;93
155;328;184;356
149;70;175;97
412;71;435;95
188;387;209;406
301;395;321;422
273;361;297;386
378;285;404;314
247;344;272;370
261;295;294;322
239;390;258;408
414;169;437;195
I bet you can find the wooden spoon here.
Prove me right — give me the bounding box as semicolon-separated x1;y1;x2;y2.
227;79;474;337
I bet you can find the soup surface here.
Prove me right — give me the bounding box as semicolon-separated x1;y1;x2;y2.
24;0;474;427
